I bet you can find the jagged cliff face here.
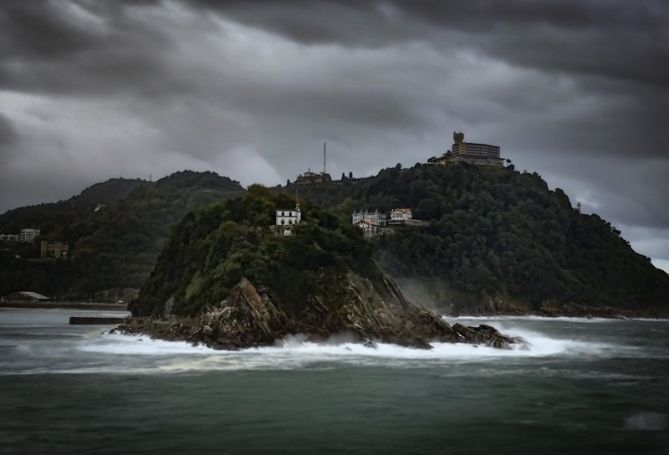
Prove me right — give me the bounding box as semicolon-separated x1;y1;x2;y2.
125;188;521;349
121;275;519;349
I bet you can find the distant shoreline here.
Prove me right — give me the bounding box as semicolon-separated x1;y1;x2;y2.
0;301;128;311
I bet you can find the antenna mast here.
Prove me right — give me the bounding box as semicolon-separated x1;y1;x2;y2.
323;142;327;175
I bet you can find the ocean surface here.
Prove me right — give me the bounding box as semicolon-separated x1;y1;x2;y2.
0;308;668;454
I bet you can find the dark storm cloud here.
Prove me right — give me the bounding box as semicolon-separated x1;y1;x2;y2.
0;114;16;146
193;0;669;87
0;0;176;95
0;0;668;266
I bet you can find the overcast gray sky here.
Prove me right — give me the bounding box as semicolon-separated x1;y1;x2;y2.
1;0;668;271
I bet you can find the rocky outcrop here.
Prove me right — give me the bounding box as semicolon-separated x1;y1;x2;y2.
116;276;524;350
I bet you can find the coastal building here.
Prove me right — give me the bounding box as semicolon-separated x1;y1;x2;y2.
352;207;427;237
390;208;412;222
276;203;302;236
354;220;380;238
352;210;387;226
20;228;40;243
276;204;302;226
433;132;503;167
0;234;20;242
40;240;69;258
387;208;428;227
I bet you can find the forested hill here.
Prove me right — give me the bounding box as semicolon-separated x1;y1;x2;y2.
0;171;245;300
293;164;669;316
3;163;667;316
0;178;145;236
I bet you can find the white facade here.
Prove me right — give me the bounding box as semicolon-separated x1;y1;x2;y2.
355;220;379;238
390;208;412;221
276;206;301;226
20;228;40;243
352;210;386;226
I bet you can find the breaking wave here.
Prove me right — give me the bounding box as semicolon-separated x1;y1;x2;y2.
50;322;619;374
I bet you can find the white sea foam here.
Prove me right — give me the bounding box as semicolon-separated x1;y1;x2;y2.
444;315;618;323
77;332;215;355
65;322;616;374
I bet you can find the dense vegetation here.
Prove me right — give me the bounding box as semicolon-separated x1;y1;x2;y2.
295;164;669;313
0;171;244;300
132;186;378;317
3;162;668;314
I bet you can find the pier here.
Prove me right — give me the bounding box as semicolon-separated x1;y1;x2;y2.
69;313;128;325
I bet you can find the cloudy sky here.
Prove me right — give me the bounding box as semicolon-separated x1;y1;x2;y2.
1;0;668;270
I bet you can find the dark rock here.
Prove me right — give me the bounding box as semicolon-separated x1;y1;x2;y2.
117;276;524;351
451;323;523;349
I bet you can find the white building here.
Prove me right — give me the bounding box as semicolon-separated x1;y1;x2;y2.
276;204;302;227
352;210;386;226
390;208;412;222
355;220;379;238
0;234;20;242
20;228;40;243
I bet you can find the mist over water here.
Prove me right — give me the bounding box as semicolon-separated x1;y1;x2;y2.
1;308;668;454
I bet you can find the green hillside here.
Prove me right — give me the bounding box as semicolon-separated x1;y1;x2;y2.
294;163;669;315
2;163;667;316
132;186;377;317
0;171;245;300
127;186;519;349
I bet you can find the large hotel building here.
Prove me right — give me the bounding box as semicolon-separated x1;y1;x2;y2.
434;132;503;167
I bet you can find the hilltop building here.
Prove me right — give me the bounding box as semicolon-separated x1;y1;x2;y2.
296;170;332;185
295;142;333;185
20;229;40;243
40;240;69;258
432;132;503;167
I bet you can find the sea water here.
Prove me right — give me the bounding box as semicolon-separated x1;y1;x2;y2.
0;308;668;454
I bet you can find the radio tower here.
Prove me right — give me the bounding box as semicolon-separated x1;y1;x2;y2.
323;142;327;175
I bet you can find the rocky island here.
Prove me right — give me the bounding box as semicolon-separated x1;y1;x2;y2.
118;187;522;350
